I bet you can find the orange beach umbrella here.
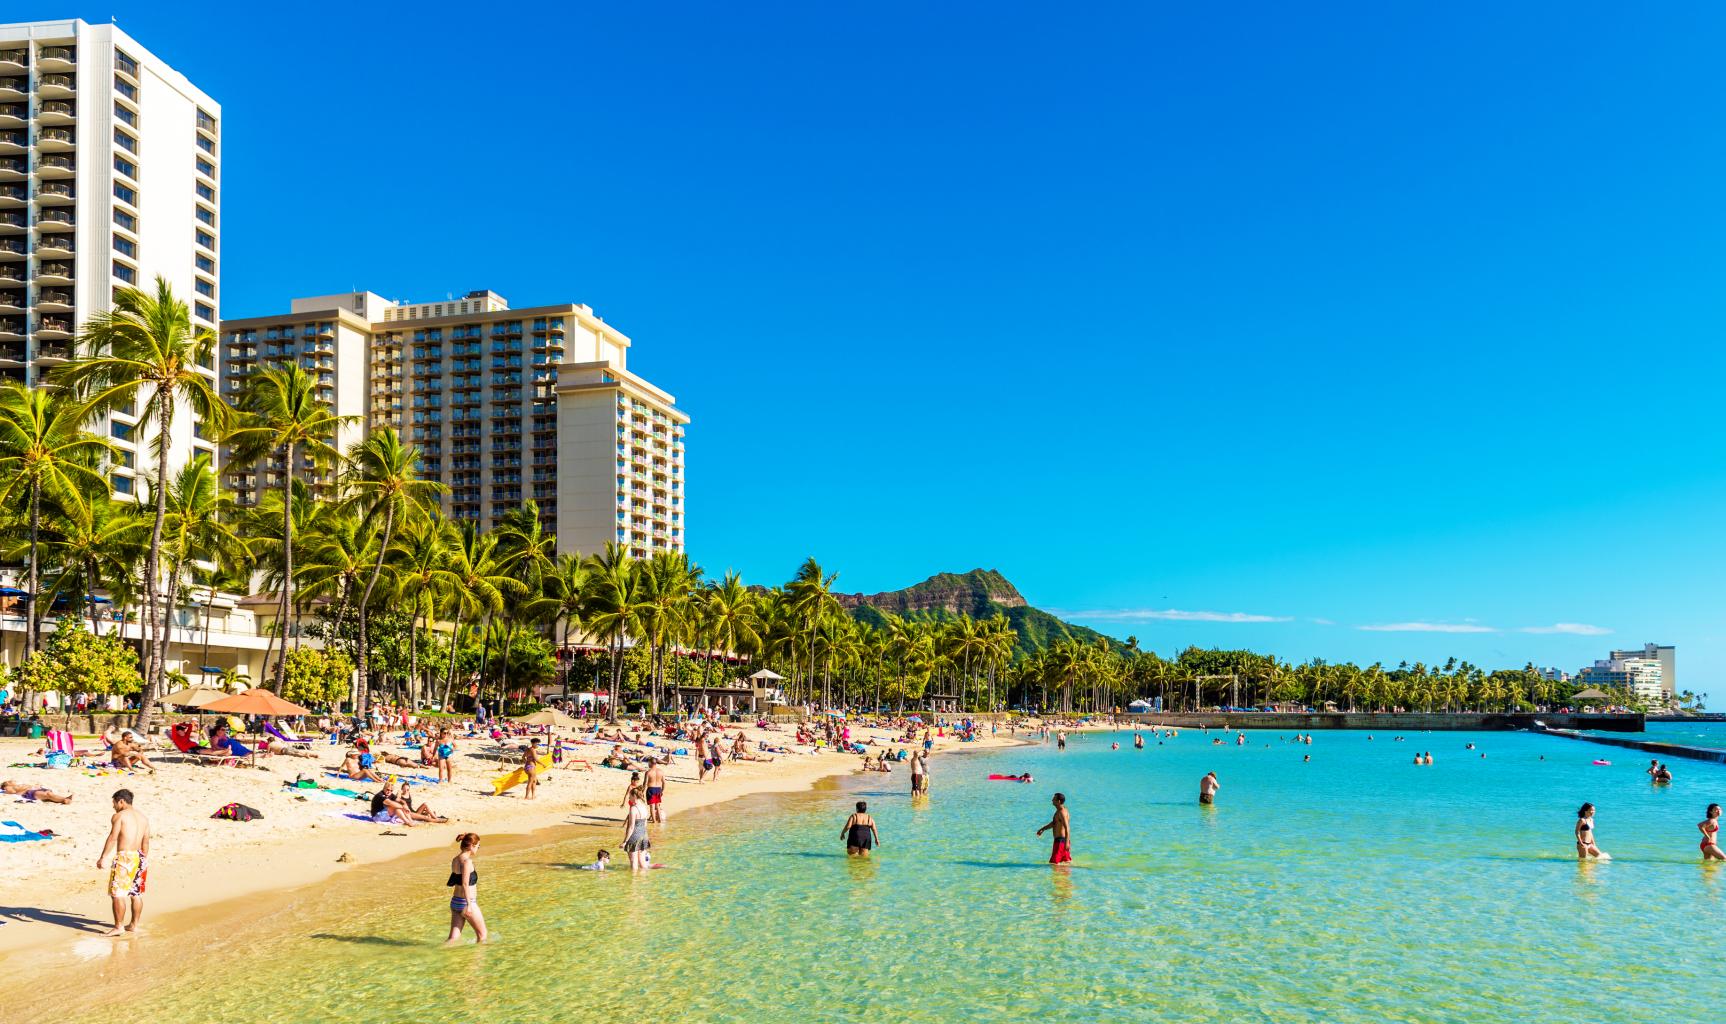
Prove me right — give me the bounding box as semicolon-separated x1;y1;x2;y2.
200;688;312;718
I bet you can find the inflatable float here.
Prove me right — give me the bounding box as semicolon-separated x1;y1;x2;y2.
1592;759;1611;766
492;752;553;795
987;774;1033;782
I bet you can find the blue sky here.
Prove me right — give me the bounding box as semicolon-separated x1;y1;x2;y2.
20;2;1726;690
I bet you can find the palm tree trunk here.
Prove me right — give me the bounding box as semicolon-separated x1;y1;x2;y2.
407;601;421;708
134;391;173;735
24;479;39;660
278;447;296;692
441;607;465;712
355;506;395;715
607;633;623;724
200;578;217;679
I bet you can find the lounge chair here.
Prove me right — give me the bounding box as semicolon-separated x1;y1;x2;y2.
265;721;314;746
167;724;241;766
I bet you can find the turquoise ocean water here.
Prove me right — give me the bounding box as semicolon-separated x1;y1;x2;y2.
16;725;1726;1022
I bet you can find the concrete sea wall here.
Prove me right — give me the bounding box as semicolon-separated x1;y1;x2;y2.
1126;712;1644;733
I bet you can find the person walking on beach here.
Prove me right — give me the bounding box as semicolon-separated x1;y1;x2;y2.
1038;792;1071;864
1199;771;1220;805
842;800;880;857
1575;803;1609;860
622;784;652;872
446;833;487;944
522;739;541;800
1700;804;1724;861
644;760;666;823
95;788;150;935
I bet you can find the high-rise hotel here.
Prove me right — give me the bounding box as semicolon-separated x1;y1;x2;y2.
221;290;686;559
0;20;222;494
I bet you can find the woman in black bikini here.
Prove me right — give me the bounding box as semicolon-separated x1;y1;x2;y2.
841;800;880;857
445;832;488;944
1575;803;1608;861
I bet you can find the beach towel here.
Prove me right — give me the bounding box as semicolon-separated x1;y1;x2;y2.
0;820;52;843
211;802;264;822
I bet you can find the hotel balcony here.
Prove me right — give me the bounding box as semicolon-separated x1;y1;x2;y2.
0;104;22;128
0;266;20;287
36;155;74;179
35;234;73;257
0;344;23;363
0;211;21;233
0;238;23;261
35;181;73;203
36;127;74;152
36;261;73;283
36;100;74;124
0;131;22;154
0;290;21;312
35;205;72;229
37;74;76;99
36;290;72;312
0;52;23;74
0;79;22;101
0;315;20;338
37;47;75;72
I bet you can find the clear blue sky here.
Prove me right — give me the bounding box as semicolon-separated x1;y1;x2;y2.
22;2;1726;691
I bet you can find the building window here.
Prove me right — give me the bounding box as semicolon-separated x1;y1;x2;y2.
113;235;135;257
195;229;215;250
114;209;137;231
113;156;137;179
195;183;214;202
196;135;214;155
115;449;133;469
195;302;214;322
114;128;137;152
110;421;132;440
195;254;215;273
113;183;136;205
112;475;133;495
196;109;216;133
115;49;138;77
114;77;136;101
195;157;214;178
114;103;136;127
195;206;213;226
112;262;136;284
195;279;214;298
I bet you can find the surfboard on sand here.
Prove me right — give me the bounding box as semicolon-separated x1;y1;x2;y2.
492;753;553;795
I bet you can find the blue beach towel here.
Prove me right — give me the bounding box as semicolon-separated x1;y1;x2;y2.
0;820;51;843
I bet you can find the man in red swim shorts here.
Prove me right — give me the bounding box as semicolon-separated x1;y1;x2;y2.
1037;792;1071;864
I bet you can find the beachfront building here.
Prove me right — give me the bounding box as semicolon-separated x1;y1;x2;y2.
1577;655;1667;707
221;288;687;558
0;19;223;497
1609;643;1675;698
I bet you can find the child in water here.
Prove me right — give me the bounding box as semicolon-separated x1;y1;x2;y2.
581;850;611;871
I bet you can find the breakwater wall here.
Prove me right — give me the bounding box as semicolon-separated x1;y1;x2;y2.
1537;728;1726;765
1127;712;1644;733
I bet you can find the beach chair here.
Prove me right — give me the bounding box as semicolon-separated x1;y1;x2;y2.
265;721;314;746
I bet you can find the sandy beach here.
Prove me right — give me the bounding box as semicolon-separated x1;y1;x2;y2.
0;719;1025;961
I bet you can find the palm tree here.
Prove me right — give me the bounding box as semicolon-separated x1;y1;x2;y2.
342;428;445;712
0;383;113;657
701;571;759;687
155;452;243;683
226;364;352;690
57;277;229;732
639;550;701;713
494;502;557;701
546;553;591;695
438;523;517;712
786;558;838;707
29;487;142;637
392;515;460;707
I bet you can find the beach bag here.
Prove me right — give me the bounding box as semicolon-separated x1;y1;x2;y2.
44;751;71;769
211;802;264;822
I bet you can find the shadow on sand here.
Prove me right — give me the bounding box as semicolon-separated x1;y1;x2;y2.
0;904;112;934
309;933;421;947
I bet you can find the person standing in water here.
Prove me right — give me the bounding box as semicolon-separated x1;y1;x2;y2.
1134;731;1144;749
1575;803;1608;860
1700;804;1724;861
622;784;652;872
446;832;487;944
909;748;927;795
1199;771;1220;805
1056;727;1067;750
95;788;150;936
842;800;880;857
1038;792;1071;864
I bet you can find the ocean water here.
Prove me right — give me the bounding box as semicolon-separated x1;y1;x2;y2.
15;725;1726;1023
1591;720;1726;750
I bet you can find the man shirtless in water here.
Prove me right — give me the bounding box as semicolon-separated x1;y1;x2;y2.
1037;792;1071;864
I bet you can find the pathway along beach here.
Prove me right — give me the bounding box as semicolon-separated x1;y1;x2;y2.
5;723;1725;1023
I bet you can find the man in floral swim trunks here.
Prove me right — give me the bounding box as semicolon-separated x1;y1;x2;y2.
96;788;150;935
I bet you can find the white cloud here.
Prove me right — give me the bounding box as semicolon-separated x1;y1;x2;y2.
1056;608;1292;624
1309;618;1337;626
1357;622;1498;634
1518;623;1613;636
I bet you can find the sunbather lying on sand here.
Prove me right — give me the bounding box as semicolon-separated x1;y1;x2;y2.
1;779;72;804
265;739;316;758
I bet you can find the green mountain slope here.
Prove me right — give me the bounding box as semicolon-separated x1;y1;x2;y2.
838;569;1126;659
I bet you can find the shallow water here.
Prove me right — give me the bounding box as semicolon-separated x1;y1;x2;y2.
1588;720;1726;750
13;727;1726;1022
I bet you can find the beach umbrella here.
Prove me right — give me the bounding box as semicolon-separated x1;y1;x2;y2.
824;710;846;718
201;688;313;717
513;708;577;728
748;669;783;681
161;685;231;709
1570;688;1611;703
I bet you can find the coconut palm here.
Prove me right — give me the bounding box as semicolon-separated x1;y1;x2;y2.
0;383;115;657
226;364;352;690
392;516;460;707
785;558;839;707
56;278;229;731
28;487;142;637
582;543;646;723
342;428;445;711
700;571;759;687
438;523;518;712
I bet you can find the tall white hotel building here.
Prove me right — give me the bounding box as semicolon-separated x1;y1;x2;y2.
0;19;223;492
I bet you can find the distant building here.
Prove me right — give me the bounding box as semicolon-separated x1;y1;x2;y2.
1537;667;1571;684
1609;643;1675;697
1577;655;1667;707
